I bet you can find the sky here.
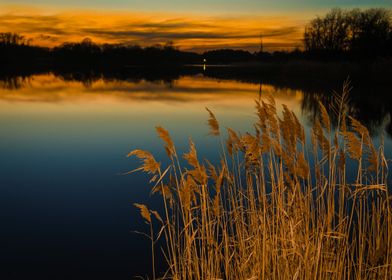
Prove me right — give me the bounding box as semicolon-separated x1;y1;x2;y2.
0;0;391;51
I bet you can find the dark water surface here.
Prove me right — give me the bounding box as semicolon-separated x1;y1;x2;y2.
0;72;391;279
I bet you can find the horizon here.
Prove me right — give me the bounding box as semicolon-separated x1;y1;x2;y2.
1;2;392;280
1;1;391;52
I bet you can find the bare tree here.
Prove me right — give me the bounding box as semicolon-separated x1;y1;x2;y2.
304;8;392;56
349;8;392;55
0;33;28;46
304;9;350;52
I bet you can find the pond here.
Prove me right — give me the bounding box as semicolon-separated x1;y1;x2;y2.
0;71;391;279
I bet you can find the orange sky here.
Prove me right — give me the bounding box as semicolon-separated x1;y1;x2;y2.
0;5;310;52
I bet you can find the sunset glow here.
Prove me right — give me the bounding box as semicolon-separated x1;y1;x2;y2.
2;0;390;51
0;6;310;51
1;1;392;279
0;74;301;105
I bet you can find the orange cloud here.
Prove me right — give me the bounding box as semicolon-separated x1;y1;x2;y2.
0;6;308;51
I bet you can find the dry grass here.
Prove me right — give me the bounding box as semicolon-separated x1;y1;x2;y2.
130;83;391;279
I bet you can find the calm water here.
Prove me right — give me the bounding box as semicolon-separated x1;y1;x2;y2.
0;73;391;279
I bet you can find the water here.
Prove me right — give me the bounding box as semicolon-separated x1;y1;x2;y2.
0;72;391;279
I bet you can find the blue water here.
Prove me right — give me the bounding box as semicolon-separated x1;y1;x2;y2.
0;74;391;279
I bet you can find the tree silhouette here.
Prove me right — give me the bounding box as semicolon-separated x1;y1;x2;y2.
0;32;29;46
304;8;392;57
349;8;392;56
304;8;351;53
203;49;253;64
1;8;392;71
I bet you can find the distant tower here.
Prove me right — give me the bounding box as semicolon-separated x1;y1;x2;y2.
259;33;264;54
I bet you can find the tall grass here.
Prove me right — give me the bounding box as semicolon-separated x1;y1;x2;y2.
130;83;391;279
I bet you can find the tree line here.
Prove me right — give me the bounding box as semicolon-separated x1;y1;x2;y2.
304;8;392;57
0;7;391;68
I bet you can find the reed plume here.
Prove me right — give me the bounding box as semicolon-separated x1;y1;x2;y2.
206;107;220;136
156;126;176;158
129;89;391;280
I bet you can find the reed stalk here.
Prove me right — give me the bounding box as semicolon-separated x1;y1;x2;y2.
130;83;391;279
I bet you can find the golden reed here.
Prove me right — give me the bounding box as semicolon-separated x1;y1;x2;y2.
130;82;391;279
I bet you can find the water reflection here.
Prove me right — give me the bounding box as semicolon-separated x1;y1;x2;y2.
0;72;391;279
301;86;392;137
0;73;290;105
1;72;391;138
0;75;30;90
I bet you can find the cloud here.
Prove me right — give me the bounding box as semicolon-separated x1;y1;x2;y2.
0;9;304;51
81;26;299;40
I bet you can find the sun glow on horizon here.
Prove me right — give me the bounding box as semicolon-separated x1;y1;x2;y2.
0;5;309;51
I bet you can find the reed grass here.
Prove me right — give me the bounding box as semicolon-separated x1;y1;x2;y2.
130;82;391;279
